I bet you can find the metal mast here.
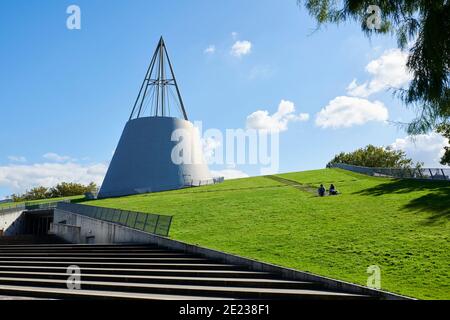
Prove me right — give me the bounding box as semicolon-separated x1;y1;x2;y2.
129;37;188;121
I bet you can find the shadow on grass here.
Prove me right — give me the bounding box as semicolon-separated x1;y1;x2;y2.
70;197;88;204
355;179;450;224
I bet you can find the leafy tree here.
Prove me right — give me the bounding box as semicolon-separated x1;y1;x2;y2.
299;0;449;134
86;182;98;193
437;123;450;165
26;186;49;200
327;144;423;168
47;182;98;198
10;186;48;202
11;182;98;202
11;193;25;203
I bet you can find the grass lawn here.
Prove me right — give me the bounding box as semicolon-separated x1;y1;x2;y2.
84;168;450;299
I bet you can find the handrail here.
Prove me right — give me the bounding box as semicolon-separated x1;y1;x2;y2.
329;163;450;181
183;176;225;187
56;202;173;237
0;199;71;215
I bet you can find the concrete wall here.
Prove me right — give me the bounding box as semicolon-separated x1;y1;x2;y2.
98;116;213;198
49;223;81;243
51;208;155;244
0;209;26;236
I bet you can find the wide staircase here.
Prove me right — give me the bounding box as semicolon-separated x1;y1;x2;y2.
0;235;65;246
0;243;372;300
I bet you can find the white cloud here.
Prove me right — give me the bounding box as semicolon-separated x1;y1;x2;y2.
231;40;252;57
391;132;449;167
204;45;215;54
42;152;74;163
7;156;26;163
0;162;108;195
315;96;389;129
347;49;412;97
211;168;249;180
297;113;310;121
231;32;238;40
246;100;310;132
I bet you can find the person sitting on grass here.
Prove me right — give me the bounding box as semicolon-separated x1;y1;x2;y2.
329;184;338;195
318;184;326;197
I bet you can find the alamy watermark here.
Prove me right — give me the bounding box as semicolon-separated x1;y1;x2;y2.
66;265;82;290
170;121;280;175
367;265;381;289
366;5;382;30
66;5;81;30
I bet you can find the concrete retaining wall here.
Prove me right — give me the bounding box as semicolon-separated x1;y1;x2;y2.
0;209;25;236
49;223;81;243
51;208;156;244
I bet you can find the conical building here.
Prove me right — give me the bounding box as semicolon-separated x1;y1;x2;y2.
98;37;217;199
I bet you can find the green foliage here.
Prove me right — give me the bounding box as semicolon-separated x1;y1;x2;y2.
47;182;97;198
299;0;450;133
326;144;422;168
437;123;450;165
11;182;98;202
85;169;450;299
11;186;48;202
26;186;48;200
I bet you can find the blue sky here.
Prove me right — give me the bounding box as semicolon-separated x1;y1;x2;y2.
0;0;448;198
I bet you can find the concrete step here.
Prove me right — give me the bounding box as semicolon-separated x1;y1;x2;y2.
0;277;369;300
0;243;161;250
0;235;64;245
0;265;274;278
0;294;53;300
0;252;195;258
0;247;169;253
0;260;244;270
0;284;235;300
0;270;320;289
0;243;376;300
0;256;209;263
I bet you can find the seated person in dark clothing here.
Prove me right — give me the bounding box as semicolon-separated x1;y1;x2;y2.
318;184;326;197
329;184;338;195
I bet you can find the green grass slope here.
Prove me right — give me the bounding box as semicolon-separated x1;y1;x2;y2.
85;168;450;299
